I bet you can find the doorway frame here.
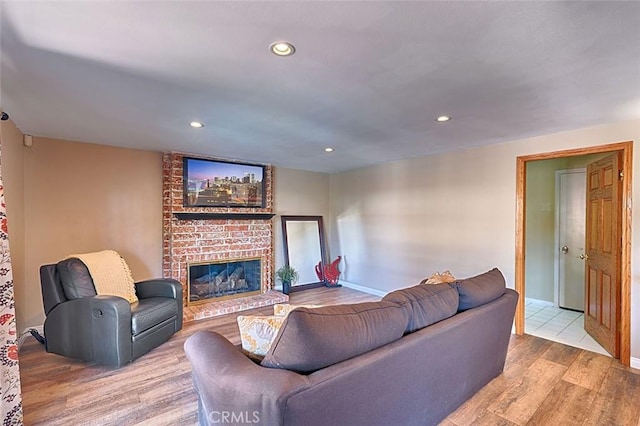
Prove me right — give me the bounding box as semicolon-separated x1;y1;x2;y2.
515;141;633;366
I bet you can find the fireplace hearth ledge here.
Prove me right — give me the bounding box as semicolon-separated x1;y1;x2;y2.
183;290;289;322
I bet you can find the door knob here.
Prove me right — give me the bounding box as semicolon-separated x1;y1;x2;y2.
561;246;569;254
579;254;589;260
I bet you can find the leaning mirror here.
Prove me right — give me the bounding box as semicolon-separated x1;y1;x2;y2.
281;216;328;288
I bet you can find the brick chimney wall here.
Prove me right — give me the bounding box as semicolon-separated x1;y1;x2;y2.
162;153;275;321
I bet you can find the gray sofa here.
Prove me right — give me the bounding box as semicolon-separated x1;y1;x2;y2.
185;268;518;426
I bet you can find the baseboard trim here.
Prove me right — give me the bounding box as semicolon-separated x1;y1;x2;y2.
524;297;554;307
339;280;388;298
631;357;640;370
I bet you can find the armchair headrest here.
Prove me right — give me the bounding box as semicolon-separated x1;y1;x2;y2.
66;250;138;303
39;264;67;315
56;258;98;300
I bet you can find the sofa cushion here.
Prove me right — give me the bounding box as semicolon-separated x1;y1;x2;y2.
261;301;409;373
56;258;97;300
383;283;459;333
420;270;457;285
131;297;178;335
237;315;286;358
272;303;323;317
455;268;506;311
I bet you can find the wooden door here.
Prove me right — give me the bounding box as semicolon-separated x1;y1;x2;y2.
584;153;621;357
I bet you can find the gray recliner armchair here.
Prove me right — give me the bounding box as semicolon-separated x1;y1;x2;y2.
40;257;183;367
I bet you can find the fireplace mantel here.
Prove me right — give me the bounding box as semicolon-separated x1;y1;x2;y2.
173;213;276;221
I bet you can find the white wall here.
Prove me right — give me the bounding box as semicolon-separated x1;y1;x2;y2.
273;167;330;288
328;119;640;359
329;144;516;287
4;135;164;331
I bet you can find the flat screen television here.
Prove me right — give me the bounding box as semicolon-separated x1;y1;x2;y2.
183;157;266;208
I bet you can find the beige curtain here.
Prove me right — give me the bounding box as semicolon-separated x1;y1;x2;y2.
0;134;23;423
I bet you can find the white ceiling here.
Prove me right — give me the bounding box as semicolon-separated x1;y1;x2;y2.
1;1;639;173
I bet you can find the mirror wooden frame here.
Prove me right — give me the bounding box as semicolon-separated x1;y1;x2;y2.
281;215;328;289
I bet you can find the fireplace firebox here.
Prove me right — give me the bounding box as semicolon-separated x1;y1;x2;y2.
188;257;262;305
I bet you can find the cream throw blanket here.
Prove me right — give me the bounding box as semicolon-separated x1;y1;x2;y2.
68;250;138;303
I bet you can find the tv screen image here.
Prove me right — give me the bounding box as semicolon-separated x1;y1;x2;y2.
183;157;266;208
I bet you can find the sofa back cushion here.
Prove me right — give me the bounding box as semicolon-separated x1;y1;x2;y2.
382;283;459;333
56;258;98;300
261;301;409;373
455;268;506;311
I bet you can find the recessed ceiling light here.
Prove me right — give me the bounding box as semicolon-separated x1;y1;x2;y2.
270;41;295;57
190;121;204;128
325;147;334;152
436;115;451;122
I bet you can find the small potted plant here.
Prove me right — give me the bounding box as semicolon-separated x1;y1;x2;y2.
276;265;299;295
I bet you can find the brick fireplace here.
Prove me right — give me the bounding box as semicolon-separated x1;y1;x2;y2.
162;153;287;322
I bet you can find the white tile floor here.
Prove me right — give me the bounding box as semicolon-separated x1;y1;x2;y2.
524;298;610;356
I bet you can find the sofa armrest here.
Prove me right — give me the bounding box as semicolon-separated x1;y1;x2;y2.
184;331;310;425
135;279;182;300
44;295;133;366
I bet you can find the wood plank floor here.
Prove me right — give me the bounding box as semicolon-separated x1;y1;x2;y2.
19;287;640;425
